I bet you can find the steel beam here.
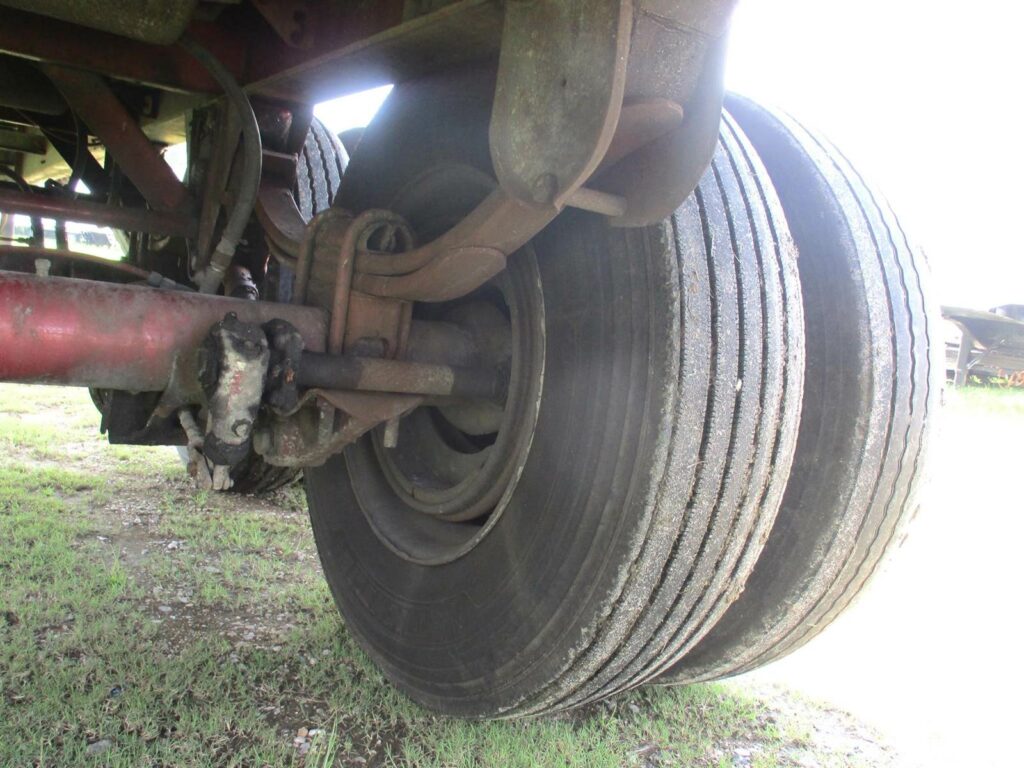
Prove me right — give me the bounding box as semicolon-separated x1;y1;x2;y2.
0;7;241;94
41;65;190;212
0;128;47;155
0;187;195;238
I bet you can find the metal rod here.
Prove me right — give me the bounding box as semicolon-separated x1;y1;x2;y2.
328;224;358;355
565;186;627;217
0;187;196;238
297;353;505;401
0;245;150;280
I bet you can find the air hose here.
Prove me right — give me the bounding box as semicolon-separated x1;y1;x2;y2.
179;35;262;294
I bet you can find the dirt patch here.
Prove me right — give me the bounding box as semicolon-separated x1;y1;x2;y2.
734;682;900;767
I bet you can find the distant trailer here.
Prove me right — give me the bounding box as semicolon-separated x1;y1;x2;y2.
943;305;1024;385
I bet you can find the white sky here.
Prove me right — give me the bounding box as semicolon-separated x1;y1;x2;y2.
723;0;1024;309
314;85;392;135
317;1;1024;309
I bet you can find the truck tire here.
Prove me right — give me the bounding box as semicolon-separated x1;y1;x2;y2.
303;75;804;717
294;117;348;219
655;95;937;685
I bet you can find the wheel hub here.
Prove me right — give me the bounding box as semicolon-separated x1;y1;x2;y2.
347;164;546;563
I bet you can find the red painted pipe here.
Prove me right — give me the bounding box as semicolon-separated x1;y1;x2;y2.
0;272;326;391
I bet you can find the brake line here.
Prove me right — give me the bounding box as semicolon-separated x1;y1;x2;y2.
179;35;263;294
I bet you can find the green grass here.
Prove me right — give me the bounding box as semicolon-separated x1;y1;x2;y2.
0;384;876;766
946;383;1024;416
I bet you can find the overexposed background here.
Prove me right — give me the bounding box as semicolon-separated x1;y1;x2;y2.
314;4;1022;766
724;0;1024;311
316;0;1024;312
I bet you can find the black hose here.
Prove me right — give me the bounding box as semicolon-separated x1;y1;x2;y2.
0;166;30;190
179;35;262;294
67;112;87;196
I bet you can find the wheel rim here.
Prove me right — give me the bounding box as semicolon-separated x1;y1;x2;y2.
348;164;546;564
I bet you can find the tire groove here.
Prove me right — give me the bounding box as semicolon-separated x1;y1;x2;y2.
573;139;782;705
655;115;800;679
794;147;930;631
533;195;721;713
580;137;773;704
767;127;914;653
724;123;905;670
658;99;932;685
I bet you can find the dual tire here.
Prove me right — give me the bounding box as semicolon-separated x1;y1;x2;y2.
307;78;806;717
655;95;937;684
302;79;935;716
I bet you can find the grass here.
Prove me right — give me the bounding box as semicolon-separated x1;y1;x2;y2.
945;383;1024;417
0;384;902;767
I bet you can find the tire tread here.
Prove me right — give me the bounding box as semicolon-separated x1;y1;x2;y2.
658;97;936;683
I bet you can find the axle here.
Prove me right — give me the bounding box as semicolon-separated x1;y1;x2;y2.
0;271;326;391
0;270;509;476
297;353;505;401
0;271;500;401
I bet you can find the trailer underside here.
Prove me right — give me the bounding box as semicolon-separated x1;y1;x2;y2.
0;0;732;476
0;0;937;720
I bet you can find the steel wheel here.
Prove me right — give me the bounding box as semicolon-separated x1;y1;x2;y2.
351;248;544;563
305;74;804;717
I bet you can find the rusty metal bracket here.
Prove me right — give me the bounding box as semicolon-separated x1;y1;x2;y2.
341;96;683;303
254;389;422;468
294;208;418;354
598;35;729;227
252;317;501;467
598;98;686;171
333;0;725;302
40;65;191;213
274;1;637;306
490;0;632;208
350;189;525;302
326;210;415;354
